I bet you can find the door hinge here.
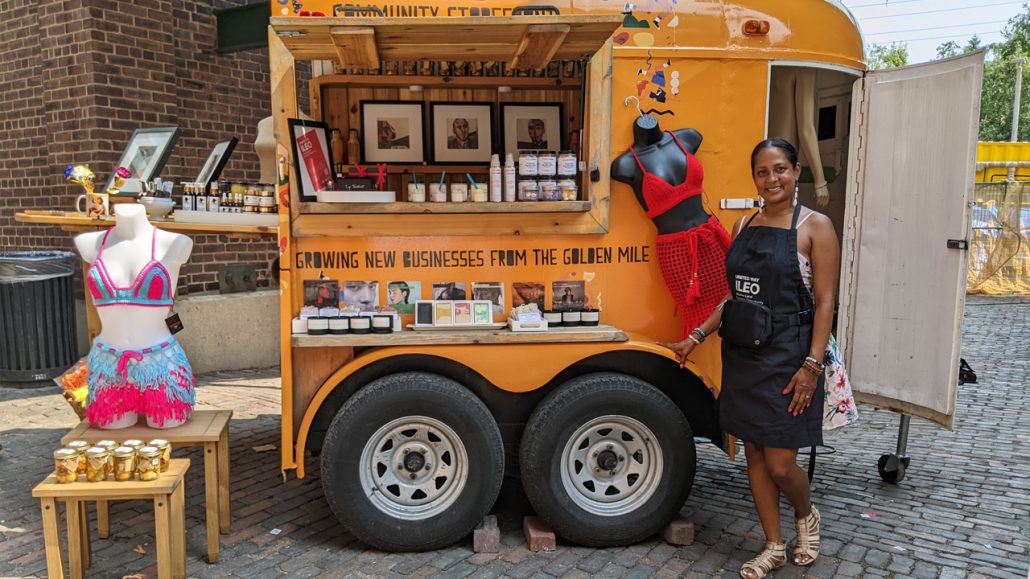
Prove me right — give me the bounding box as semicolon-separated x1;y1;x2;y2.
947;239;968;250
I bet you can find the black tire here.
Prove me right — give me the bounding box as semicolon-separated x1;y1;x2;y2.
321;372;504;551
520;373;696;546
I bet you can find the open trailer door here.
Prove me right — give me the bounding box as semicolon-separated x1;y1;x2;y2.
838;51;984;430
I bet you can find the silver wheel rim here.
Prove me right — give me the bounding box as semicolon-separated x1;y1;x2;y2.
559;415;663;517
358;416;468;520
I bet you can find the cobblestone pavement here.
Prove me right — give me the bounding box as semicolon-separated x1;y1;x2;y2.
1;296;1028;579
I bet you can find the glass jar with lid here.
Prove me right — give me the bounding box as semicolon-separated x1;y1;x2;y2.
137;446;162;481
113;446;137;481
54;448;79;484
85;447;110;482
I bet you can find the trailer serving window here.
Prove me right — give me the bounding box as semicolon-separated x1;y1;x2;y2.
269;15;621;237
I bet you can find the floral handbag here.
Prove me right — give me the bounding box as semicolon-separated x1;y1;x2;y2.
823;334;858;430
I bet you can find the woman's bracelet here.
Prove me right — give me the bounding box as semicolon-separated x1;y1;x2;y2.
804;355;825;370
686;334;702;346
690;327;707;343
802;360;823;376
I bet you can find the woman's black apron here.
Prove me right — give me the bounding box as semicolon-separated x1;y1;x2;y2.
720;203;823;449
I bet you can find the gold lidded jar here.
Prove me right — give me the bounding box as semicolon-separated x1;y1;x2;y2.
65;440;90;474
123;439;144;451
147;439;171;472
85;447;109;482
94;440;118;476
137;446;161;481
113;446;137;482
54;448;79;484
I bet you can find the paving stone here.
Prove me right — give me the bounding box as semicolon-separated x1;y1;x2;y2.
473;515;500;553
523;517;556;552
661;517;695;546
835;560;864;577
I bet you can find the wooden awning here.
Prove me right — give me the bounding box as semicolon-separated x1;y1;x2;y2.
269;14;623;70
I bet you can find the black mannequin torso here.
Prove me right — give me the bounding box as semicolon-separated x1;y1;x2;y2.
611;121;709;235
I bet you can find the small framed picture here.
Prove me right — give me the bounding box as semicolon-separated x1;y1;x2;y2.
303;279;340;309
471;282;505;318
500;103;564;157
360;101;426;164
341;280;379;311
194;137;238;193
434;302;454;326
552;280;587;311
473;301;492;325
454;301;473;325
433;282;467;300
430;102;494;164
415;301;435;325
512;282;546;310
387;280;422;315
105;126;181;194
288;119;335;202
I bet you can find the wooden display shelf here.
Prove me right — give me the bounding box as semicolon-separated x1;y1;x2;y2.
15;211;278;237
314;74;583;90
292;324;627;348
270;15;623;70
298;200;591;214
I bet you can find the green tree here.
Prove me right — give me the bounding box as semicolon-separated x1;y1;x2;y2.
867;42;910;69
974;5;1030;141
936;40;961;59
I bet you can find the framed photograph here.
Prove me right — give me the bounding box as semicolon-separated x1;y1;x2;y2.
512;282;546;310
454;301;473;325
288;119;335;202
473;302;492;325
433;282;467;300
552;280;586;311
341;280;379;311
104;127;181;194
194;137;239;192
500;103;564;157
430;102;494;164
415;301;435;325
303;279;340;309
471;282;505;318
387;280;422;315
360;101;425;163
434;302;454;326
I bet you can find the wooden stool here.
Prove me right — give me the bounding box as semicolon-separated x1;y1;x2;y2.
32;458;189;579
62;409;232;563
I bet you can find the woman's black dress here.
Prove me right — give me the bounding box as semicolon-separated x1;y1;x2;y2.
720;203;823;449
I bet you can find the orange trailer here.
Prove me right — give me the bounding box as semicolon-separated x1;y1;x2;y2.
268;0;982;550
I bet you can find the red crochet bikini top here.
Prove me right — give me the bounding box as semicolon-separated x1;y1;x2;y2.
628;131;705;219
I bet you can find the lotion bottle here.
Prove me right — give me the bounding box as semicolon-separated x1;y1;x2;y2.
489;154;502;202
503;153;517;202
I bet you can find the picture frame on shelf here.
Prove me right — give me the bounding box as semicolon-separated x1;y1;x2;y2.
360;101;426;164
429;102;494;164
287;119;335;202
500;103;564;158
194;137;238;193
104;126;181;194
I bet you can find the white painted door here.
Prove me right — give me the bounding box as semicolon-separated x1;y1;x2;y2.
837;52;984;429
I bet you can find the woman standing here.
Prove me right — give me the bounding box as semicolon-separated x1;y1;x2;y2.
660;138;839;579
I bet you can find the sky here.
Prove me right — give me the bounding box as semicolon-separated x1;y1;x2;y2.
840;0;1028;63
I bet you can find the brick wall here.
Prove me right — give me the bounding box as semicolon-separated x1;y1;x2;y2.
0;0;309;295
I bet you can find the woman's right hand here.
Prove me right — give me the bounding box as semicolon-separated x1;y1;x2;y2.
656;339;696;368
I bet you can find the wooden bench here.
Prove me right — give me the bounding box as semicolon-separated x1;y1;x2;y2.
33;458;189;579
61;409;232;563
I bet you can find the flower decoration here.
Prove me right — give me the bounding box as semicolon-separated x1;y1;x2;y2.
65;164;96;194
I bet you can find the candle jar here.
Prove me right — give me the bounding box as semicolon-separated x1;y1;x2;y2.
86;447;110;482
137;446;162;481
54;448;80;484
470;183;488;202
113;446;137;482
66;440;90;474
407;183;426;202
450;183;468;203
148;439;171;472
429;182;447;202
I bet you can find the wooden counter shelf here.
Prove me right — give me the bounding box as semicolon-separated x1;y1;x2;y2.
299;200;592;214
292;324;627;347
15;210;278;237
314;74;583;90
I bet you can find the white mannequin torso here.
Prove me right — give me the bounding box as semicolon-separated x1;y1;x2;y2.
75;204;194;350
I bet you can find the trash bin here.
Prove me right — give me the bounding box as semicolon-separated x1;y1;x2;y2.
0;251;79;383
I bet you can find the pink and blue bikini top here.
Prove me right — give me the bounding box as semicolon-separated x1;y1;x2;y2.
86;228;174;308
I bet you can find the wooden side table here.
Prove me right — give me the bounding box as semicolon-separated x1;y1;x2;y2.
61;409;232;563
32;459;189;579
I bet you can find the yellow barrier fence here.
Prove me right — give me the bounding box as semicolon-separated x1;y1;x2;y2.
968;182;1030;295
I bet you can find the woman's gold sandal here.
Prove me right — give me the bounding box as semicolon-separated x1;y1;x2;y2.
740;541;787;579
793;505;821;566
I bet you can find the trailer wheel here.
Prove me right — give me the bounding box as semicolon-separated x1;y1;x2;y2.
321;372;504;551
520;373;695;546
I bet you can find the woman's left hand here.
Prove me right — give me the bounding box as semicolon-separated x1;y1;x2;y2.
783;368;818;416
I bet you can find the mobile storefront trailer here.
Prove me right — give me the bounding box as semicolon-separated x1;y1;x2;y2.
269;0;981;550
